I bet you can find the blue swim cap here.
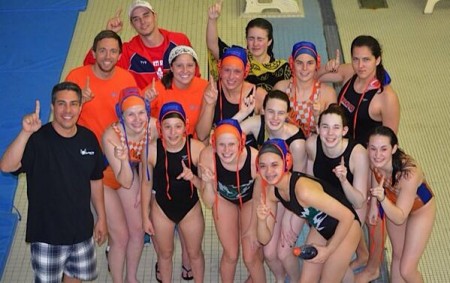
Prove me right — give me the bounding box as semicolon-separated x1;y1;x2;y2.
291;41;318;61
159;102;186;122
215;118;242;135
222;45;248;67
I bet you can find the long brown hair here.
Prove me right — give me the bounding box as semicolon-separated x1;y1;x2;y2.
369;126;416;185
351;35;386;92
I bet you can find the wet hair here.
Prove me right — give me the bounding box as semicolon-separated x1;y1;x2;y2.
258;142;284;159
369;126;415;185
161;112;185;123
351;35;386;92
257;138;290;172
245;18;274;59
159;102;186;123
92;30;123;53
262;89;291;112
52;81;82;104
161;72;174;90
318;103;348;127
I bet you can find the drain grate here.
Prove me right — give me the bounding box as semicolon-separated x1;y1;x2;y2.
358;0;388;9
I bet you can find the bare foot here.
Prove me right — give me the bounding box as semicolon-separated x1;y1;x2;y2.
355;268;380;283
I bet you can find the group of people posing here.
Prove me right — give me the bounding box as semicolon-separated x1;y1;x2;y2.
0;0;435;283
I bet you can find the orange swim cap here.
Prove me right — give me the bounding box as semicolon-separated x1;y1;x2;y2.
221;56;245;70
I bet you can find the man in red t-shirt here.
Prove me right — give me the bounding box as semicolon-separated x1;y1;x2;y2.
84;0;193;90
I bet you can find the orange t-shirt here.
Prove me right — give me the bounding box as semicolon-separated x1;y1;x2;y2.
151;76;208;135
66;65;137;142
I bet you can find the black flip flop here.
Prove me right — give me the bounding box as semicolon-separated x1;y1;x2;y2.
181;265;194;281
155;262;162;283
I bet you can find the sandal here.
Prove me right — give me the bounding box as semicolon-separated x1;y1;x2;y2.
155;262;162;283
105;246;110;272
181;265;194;281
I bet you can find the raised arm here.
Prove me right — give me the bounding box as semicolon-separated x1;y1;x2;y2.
239;115;260;139
318;50;354;84
206;0;223;60
195;77;218;142
334;146;369;209
106;8;124;33
198;146;216;208
232;86;256;122
0;100;41;172
254;86;268;115
371;167;421;225
255;178;278;245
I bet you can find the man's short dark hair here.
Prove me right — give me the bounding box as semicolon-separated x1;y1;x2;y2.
92;30;123;53
52;82;82;104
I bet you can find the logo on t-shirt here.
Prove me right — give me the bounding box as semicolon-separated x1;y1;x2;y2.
340;97;355;113
130;54;156;73
80;148;95;156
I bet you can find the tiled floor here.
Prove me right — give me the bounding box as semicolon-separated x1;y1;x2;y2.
3;0;450;282
331;0;450;281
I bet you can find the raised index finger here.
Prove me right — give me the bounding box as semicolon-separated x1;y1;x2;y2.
335;49;340;64
209;75;216;91
152;77;156;90
340;156;345;166
85;76;90;89
216;0;224;10
378;176;385;188
114;7;122;18
260;192;266;205
35;100;40;116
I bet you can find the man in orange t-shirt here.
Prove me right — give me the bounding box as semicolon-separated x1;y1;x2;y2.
66;30;137;143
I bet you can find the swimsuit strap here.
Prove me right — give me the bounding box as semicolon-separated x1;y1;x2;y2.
339;76;380;139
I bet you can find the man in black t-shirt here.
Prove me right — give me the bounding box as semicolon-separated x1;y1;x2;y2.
0;82;107;282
